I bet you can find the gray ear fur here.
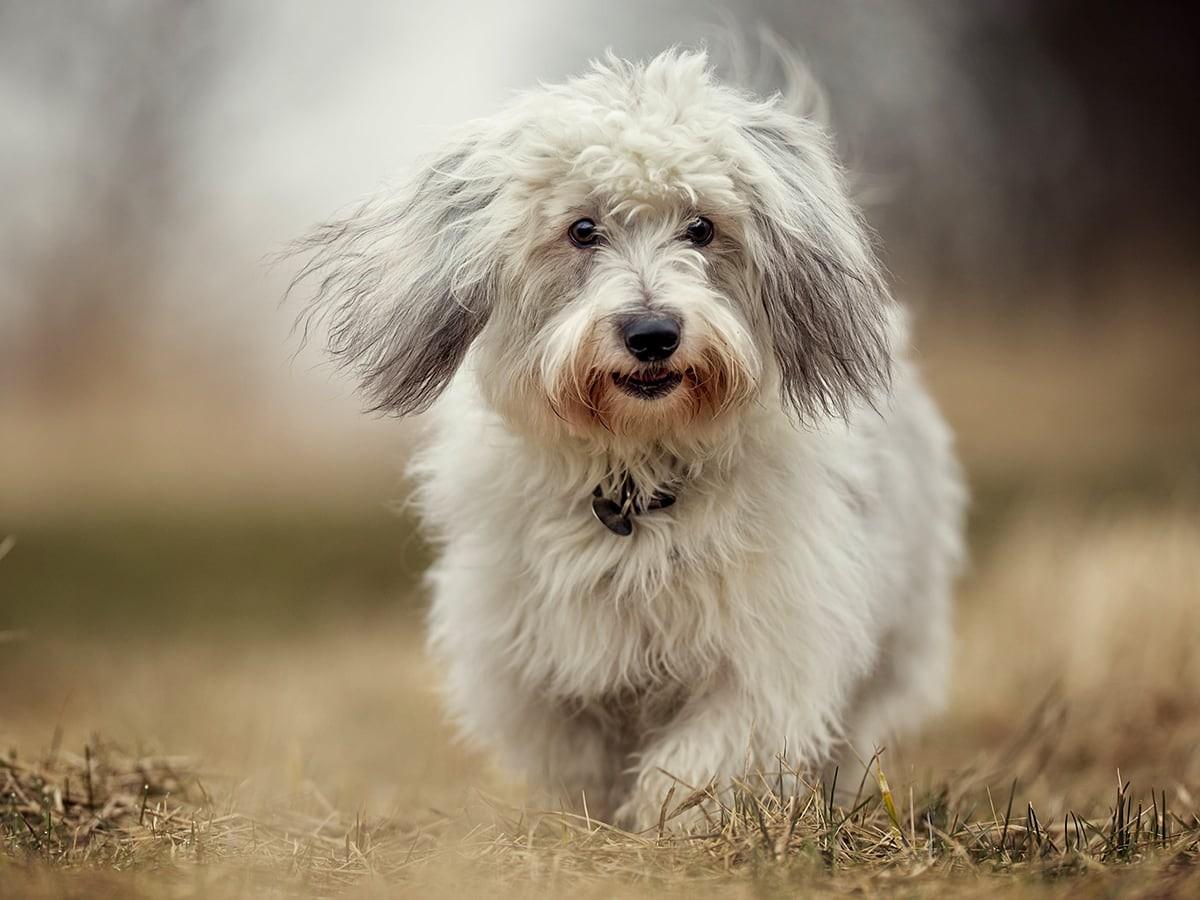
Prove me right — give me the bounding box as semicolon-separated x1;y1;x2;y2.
742;114;893;419
292;139;501;414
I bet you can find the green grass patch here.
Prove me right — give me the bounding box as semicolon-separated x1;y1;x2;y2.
0;507;431;637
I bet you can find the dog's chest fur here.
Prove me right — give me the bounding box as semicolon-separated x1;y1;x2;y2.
414;377;872;705
484;457;749;700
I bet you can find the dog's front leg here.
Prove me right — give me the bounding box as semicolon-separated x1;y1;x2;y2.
438;649;626;819
614;669;840;833
613;676;761;833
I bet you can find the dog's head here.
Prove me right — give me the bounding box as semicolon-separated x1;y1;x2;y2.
296;50;893;449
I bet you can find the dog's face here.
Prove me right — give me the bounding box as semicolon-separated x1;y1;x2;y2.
480;173;762;444
298;51;893;449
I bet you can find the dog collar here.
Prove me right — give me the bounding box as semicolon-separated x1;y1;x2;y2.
590;474;675;536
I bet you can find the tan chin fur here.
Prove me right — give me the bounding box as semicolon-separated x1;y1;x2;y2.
546;344;758;441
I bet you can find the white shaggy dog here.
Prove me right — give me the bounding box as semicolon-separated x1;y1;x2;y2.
296;49;965;829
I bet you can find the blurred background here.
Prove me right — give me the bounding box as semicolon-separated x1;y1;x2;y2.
2;0;1198;834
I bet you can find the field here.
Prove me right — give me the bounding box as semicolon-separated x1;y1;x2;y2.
2;309;1199;897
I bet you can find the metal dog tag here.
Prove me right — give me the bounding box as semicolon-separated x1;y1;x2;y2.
591;495;633;536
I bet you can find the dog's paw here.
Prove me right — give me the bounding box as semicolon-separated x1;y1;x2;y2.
614;778;719;834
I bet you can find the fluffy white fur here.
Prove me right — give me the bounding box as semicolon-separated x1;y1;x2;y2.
296;49;965;830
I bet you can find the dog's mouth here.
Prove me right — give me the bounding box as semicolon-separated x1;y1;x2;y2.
611;369;683;400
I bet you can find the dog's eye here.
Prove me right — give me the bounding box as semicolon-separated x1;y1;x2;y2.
685;216;714;246
568;218;600;248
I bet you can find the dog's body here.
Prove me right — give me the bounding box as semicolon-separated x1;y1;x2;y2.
298;50;965;829
416;331;962;825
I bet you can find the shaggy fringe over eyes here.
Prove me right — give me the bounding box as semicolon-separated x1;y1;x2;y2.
742;116;893;419
290;140;502;415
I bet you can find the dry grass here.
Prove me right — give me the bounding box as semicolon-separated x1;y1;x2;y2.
3;722;1199;898
3;501;1200;897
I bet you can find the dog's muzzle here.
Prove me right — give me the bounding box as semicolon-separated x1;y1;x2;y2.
611;369;683;399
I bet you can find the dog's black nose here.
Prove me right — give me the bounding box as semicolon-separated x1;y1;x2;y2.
622;316;681;362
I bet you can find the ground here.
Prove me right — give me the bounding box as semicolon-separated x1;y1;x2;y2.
2;309;1199;897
